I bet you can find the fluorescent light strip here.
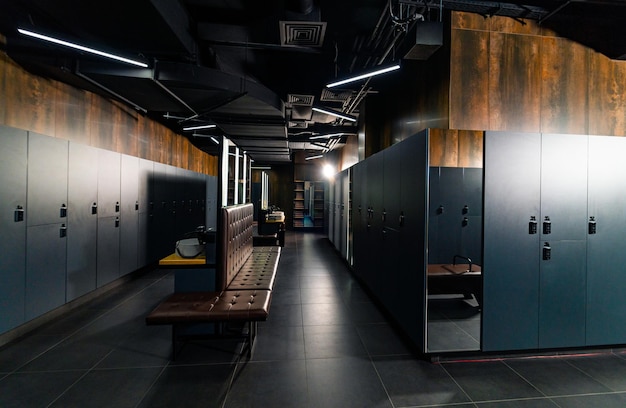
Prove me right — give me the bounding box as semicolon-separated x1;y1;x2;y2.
310;133;344;140
210;136;220;145
183;124;217;131
326;64;400;88
305;154;324;161
17;28;148;68
311;107;357;122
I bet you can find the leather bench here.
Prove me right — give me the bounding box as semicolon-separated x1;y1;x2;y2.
146;203;280;359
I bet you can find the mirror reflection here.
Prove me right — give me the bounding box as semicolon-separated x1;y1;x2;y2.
427;162;483;352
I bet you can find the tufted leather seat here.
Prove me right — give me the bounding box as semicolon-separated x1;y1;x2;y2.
145;290;271;325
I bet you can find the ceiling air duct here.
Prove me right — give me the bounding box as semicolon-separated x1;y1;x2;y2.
404;21;443;60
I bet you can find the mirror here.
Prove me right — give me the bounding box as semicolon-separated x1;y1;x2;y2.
426;133;483;353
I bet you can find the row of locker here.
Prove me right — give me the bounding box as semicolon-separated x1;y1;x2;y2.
0;125;217;335
327;172;350;262
483;131;626;351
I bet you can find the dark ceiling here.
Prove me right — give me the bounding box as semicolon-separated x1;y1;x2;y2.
1;0;626;163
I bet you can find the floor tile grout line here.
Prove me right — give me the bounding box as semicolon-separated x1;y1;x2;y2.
501;359;550;399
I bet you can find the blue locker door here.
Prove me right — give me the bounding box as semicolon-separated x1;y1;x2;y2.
351;162;365;279
120;154;139;276
382;142;403;313
587;136;626;345
0;126;27;333
539;133;588;348
483;131;541;351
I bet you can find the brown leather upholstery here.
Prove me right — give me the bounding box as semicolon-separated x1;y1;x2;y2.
145;290;271;325
228;250;280;290
220;203;254;290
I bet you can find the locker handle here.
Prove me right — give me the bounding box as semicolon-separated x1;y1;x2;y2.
543;242;551;261
60;224;67;238
115;202;120;213
543;216;551;234
92;203;98;215
60;204;67;218
463;205;469;214
437;205;444;214
135;201;139;211
382;209;386;222
399;211;404;226
115;217;120;228
589;216;597;235
529;216;537;235
462;217;469;227
14;205;25;222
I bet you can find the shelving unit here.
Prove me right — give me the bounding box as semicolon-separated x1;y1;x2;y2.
313;185;324;228
293;180;305;228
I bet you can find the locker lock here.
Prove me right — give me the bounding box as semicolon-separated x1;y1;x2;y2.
14;205;25;222
382;209;386;222
135;201;139;211
463;205;469;214
529;216;538;235
543;242;551;261
91;202;98;215
462;217;469;227
589;216;597;235
543;216;551;235
115;217;120;228
60;203;67;218
399;211;405;226
60;224;67;238
115;202;120;213
437;205;444;215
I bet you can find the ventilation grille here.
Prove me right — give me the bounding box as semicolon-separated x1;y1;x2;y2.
320;88;353;102
280;21;327;47
288;94;315;106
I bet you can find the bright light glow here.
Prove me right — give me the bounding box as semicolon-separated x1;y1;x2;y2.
210;136;220;145
183;124;217;131
17;28;149;68
326;64;400;88
322;164;335;179
305;154;324;161
312;107;357;122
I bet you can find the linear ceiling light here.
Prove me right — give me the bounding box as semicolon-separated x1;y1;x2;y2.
310;133;344;140
305;154;324;161
311;107;357;122
326;63;401;88
17;28;149;68
183;124;217;131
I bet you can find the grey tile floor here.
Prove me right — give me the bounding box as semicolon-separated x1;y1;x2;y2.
2;232;626;407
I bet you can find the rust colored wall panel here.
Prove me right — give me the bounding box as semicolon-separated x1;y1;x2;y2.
490;15;541;36
3;56;56;135
54;83;91;145
540;37;589;135
429;128;459;167
457;130;484;168
588;53;626;136
0;53;7;124
451;11;489;31
488;33;541;132
449;29;490;131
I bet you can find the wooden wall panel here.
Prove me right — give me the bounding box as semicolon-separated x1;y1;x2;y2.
449;29;490;131
588;54;626;136
540;37;589;135
457;130;484;168
3;56;56;135
429;128;458;167
1;52;218;176
488;32;541;132
451;11;489;30
490;15;541;36
55;82;91;145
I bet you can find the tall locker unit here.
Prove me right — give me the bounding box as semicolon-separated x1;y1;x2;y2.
67;143;99;301
96;149;121;287
351;161;366;280
120;154;139;276
341;169;351;261
206;175;218;230
538;133;587;348
333;173;343;252
0;126;27;333
152;162;169;260
26;133;69;320
362;151;384;294
484;132;589;351
483;131;541;351
137;159;153;265
327;179;335;243
586;136;626;345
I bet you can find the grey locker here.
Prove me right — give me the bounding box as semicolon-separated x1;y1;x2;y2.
27;133;69;227
461;168;483;265
97;216;121;287
586;136;626;345
333;175;342;251
137;159;153;265
538;133;588;348
483;131;541;351
25;223;67;320
341;169;351;261
66;143;98;301
382;142;403;312
97;149;121;218
120;154;139;276
206;175;218;230
351;162;366;278
0;126;28;333
363;151;384;294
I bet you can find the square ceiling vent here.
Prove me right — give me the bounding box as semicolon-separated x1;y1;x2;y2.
320;88;353;103
288;94;315;106
280;21;327;47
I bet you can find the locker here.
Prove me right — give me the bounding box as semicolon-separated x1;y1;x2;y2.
586;136;626;345
120;154;139;276
97;149;121;218
97;216;121;287
538;133;587;348
363;151;384;293
26;223;67;320
351;162;366;278
483;131;541;351
382;142;403;312
137;159;154;265
0;126;27;333
66;143;98;301
27;133;69;227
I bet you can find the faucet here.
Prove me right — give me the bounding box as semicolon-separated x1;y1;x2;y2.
453;254;473;273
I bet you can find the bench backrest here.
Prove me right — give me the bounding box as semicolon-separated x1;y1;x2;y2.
219;203;254;290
